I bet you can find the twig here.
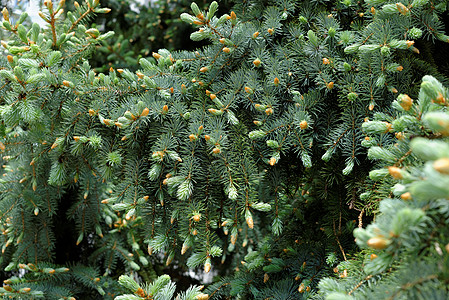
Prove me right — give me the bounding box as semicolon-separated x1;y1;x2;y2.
50;12;57;46
68;7;93;33
333;219;347;261
348;275;373;295
358;209;364;228
209;282;231;298
387;274;438;300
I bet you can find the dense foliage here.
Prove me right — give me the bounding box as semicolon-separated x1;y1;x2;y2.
86;0;231;71
317;75;449;299
0;0;448;299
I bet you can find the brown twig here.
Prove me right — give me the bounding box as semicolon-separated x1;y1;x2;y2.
68;7;93;33
50;13;57;46
333;219;347;261
394;149;413;167
387;274;438;300
209;282;231;298
348;275;373;295
358;209;364;228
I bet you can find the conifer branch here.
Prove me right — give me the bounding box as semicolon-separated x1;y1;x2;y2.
387;274;438;300
348;274;373;295
333;219;347;261
68;7;93;33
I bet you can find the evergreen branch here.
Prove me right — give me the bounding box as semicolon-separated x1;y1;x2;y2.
208;282;231;298
42;220;53;259
348;274;373;295
325;127;350;151
50;13;57;47
333;218;347;261
387;274;438;300
68;7;94;33
393;149;413;167
0;199;18;220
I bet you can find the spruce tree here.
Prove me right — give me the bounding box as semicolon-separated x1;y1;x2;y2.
317;75;449;299
0;0;448;299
